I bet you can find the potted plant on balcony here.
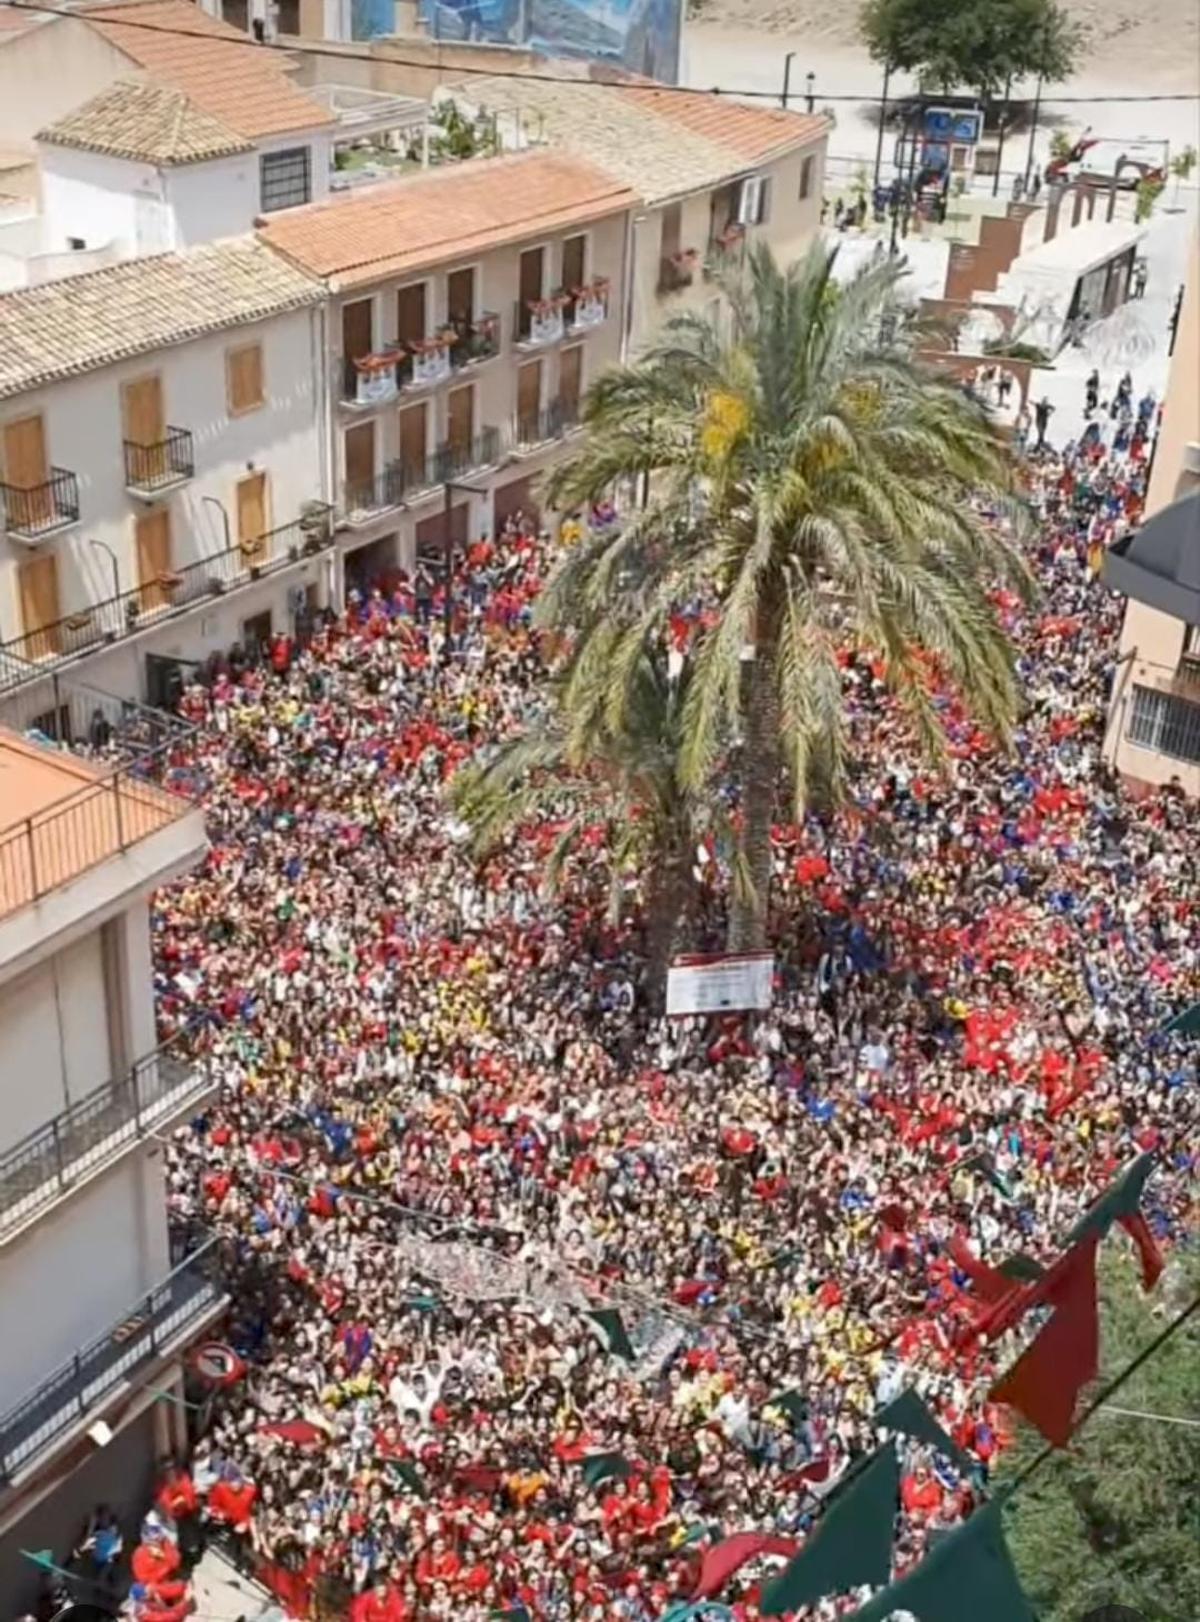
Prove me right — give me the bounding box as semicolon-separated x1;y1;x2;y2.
157;570;183;597
715;222;745;249
125;595;140;628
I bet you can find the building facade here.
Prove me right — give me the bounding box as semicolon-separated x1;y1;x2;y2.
0;675;215;1608
0;237;332;707
259;148;637;585
1103;241;1200;793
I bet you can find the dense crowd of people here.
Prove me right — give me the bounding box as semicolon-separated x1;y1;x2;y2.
84;368;1197;1622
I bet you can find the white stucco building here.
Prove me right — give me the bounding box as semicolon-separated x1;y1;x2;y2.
0;672;214;1607
0;235;333;706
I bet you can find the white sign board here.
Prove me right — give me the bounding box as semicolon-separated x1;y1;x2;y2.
666;952;774;1017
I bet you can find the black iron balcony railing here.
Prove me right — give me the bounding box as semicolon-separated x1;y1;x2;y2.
514;397;581;450
123;427;194;494
0;1035;211;1239
0;510;334;686
0;467;80;540
341;430;502;520
0;1236;222;1484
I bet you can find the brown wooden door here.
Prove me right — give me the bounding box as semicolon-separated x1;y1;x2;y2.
562;234;586;292
136;508;173;611
560;347;583;418
517;360;542;436
3;414;51;528
447;385;473;454
396;283;427;346
519;248;544;305
447;267;474;326
123;373;166;481
399;403;427;480
342;299;373;360
236;472;269;563
344;423;375;503
17;551;61;654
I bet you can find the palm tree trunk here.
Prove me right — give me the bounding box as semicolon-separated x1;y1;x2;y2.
728;651;780;952
645;840;691;997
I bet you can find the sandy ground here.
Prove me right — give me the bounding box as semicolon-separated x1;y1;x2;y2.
685;0;1199;85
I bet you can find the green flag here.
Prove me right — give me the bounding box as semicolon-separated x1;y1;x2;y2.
846;1498;1035;1622
875;1389;976;1476
588;1307;635;1361
763;1387;808;1429
761;1444;899;1616
582;1451;633;1490
1162;998;1200;1035
387;1458;427;1497
998;1253;1045;1284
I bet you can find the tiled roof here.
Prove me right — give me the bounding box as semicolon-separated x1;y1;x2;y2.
454;76;830;204
258;149;638;289
82;0;334;140
0;236;321;399
37;79;253;166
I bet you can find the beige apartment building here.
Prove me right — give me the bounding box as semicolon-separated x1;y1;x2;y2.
259;148;637;584
1103;240;1200;793
447;76;831;355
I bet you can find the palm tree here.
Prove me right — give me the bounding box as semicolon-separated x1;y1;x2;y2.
449;647;710;988
540;240;1033;951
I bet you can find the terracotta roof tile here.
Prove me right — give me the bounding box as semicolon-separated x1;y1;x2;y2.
0;236;321;399
258;149;638;289
83;0;334;140
37;78;252;165
454;76;829;203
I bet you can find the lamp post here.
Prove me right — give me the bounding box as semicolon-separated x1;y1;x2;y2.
88;537;120;602
440;475;481;661
781;52;795;110
201;494;232;553
992;75;1013;197
805;71;816;114
872;61;893;192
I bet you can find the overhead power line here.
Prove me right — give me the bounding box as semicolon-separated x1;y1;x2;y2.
1;0;1198;105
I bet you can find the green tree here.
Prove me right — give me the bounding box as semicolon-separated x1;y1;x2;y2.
449;645;708;986
860;0;1080;101
541;243;1030;950
1001;1250;1200;1622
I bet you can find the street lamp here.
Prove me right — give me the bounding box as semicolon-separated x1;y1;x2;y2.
805;71;816;115
201;494;232;553
88;537;120;602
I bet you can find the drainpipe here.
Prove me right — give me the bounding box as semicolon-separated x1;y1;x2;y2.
312;299;337;610
621;210;641;365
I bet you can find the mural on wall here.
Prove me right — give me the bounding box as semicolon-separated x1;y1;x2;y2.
413;0;684;85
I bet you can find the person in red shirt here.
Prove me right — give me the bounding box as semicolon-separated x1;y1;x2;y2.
207;1469;257;1531
901;1463;944;1520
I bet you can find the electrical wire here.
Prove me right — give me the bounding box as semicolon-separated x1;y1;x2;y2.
1;0;1197;104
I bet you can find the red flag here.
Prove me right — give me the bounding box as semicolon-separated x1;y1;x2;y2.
990;1235;1101;1446
258;1420;325;1448
949;1235;1019;1305
693;1532;798;1598
1119;1209;1164;1291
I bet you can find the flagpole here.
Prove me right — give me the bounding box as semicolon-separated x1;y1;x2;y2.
1003;1290;1200;1499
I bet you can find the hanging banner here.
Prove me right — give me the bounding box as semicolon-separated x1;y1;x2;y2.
666;952;774;1016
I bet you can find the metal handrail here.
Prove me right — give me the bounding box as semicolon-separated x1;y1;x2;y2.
0;1033;209;1235
0;512;334;685
0;1235;221;1483
0;466;80;538
515;397;581;449
341;431;501;518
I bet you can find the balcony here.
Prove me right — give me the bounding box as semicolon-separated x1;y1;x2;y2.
403;334;455;391
449;311;501;370
0;1035;214;1244
0;468;80;543
514;296;567;349
0;1236;224;1486
566;278;610;333
123;427;194;497
339;432;502;526
513;397;581;453
658;250;699;294
341;350;403;409
0;509;334;690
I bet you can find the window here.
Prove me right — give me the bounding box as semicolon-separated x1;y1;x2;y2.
67;235;87;251
259;147;311;213
660;202;682;260
226;342;265;415
799;155;814;200
1128;684;1200;764
736;175;770;226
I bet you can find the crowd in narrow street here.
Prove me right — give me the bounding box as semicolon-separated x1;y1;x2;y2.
97;367;1198;1622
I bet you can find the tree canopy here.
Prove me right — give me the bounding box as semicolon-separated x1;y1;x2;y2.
860;0;1082;99
1000;1249;1200;1622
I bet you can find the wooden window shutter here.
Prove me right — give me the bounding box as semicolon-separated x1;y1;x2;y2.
227;343;264;415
